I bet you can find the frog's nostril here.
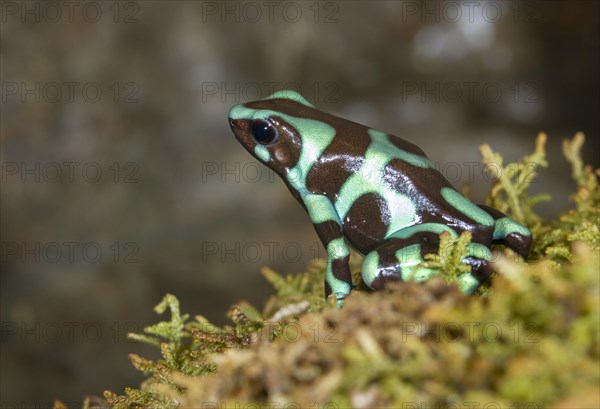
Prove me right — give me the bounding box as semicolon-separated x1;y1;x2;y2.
229;120;236;129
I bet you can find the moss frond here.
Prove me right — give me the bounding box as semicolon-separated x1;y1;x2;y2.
423;231;473;282
480;132;550;226
531;133;600;260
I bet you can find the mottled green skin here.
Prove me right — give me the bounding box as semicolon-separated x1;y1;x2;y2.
229;91;532;307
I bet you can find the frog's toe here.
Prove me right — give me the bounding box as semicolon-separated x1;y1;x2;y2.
457;253;498;295
462;256;494;284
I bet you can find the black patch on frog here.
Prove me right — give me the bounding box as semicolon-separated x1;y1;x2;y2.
324;257;352;299
367;243;413;291
246;98;336;125
313;220;344;247
343;192;391;253
369;274;401;291
324;281;332;298
306;127;372;197
385;132;430;158
262;116;303;172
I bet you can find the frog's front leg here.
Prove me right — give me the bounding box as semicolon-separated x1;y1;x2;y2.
304;194;352;307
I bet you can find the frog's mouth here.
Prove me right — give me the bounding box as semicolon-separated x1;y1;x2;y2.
228;117;263;160
228;118;253;147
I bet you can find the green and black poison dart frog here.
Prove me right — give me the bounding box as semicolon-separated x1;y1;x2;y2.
228;91;532;307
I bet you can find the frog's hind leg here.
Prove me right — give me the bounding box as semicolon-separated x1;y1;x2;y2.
361;225;490;294
477;205;532;259
361;236;439;291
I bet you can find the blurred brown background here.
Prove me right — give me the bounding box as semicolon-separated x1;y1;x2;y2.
1;1;598;406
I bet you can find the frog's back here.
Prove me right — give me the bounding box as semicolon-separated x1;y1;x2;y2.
288;109;495;245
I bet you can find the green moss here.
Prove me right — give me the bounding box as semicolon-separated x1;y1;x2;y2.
480;132;551;226
423;230;474;281
532;133;600;260
58;133;599;409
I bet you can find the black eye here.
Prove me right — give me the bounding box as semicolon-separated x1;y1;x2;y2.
251;120;278;145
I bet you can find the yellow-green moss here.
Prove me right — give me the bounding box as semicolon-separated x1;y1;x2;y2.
58;133;599;409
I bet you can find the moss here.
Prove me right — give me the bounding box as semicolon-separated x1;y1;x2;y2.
57;133;599;409
479;132;551;226
423;231;475;281
104;250;598;408
532;133;600;260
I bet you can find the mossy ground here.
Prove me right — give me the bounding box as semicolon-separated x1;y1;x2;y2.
60;133;599;409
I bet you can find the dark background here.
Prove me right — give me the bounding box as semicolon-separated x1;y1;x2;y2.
1;1;598;406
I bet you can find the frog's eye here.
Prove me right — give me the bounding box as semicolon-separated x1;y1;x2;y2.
251;119;278;145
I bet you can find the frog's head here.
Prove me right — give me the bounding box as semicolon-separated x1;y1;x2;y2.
228;90;318;177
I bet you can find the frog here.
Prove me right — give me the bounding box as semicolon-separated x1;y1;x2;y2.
228;90;532;307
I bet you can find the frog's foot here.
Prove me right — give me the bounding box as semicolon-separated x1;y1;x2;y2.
325;284;352;308
461;255;494;291
454;242;495;293
325;283;351;307
324;250;353;308
478;205;532;259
